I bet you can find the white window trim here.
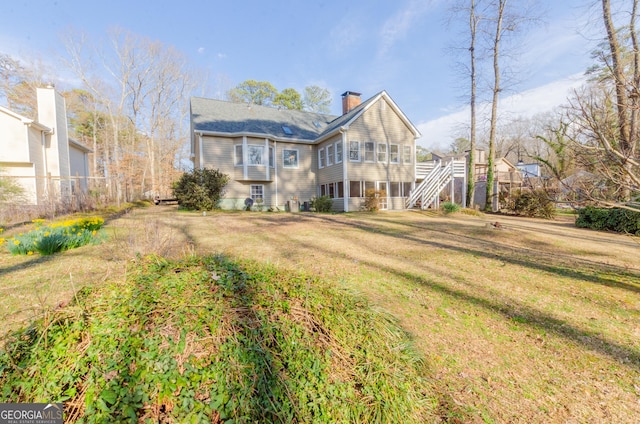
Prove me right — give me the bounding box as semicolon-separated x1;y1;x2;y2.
390;144;399;164
318;147;325;168
349;141;361;162
378;143;387;163
364;141;375;163
247;144;266;166
403;145;412;164
326;143;334;166
283;148;299;168
234;144;243;166
250;184;264;201
335;142;343;164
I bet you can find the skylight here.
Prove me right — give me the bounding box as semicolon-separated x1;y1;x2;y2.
313;121;322;128
282;125;293;135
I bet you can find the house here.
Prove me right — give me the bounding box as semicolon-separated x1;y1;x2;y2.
0;87;92;205
190;91;421;212
473;152;523;210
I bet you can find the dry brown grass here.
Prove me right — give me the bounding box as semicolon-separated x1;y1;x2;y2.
1;206;639;422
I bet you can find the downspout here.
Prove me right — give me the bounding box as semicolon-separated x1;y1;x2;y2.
340;129;348;212
198;133;204;170
41;128;50;199
242;136;248;179
274;140;278;209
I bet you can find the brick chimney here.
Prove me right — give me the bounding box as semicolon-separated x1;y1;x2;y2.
341;91;361;114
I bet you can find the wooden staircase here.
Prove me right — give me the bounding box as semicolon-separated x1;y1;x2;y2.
406;159;466;210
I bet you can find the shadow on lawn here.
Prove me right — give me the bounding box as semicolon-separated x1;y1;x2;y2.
295;214;640;370
347;215;640;294
0;254;57;278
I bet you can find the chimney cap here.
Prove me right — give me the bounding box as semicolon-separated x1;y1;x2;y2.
341;91;361;97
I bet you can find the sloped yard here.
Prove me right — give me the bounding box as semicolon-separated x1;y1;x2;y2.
1;207;639;422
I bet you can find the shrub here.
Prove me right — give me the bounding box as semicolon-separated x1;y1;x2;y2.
442;202;461;214
576;206;640;234
172;168;229;211
362;189;386;212
508;189;556;219
310;195;333;212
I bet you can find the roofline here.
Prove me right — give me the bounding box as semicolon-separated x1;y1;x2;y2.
194;130;316;144
337;91;421;138
0;105;51;132
69;138;93;153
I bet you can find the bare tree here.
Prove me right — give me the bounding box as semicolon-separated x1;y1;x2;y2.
566;0;640;209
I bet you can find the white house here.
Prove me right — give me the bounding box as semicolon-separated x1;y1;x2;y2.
0;87;91;205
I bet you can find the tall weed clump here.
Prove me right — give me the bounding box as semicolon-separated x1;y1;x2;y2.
0;255;434;423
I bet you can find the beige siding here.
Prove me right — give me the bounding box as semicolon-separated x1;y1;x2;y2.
316;134;344;184
342;98;415;210
0;112;30;163
201;135;236;174
69;144;90;192
276;142;316;207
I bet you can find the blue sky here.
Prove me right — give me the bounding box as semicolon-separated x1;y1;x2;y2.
0;0;598;150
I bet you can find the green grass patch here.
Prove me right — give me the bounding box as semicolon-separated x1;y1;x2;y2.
0;255;433;423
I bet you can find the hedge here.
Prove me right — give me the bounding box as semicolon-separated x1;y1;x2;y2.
575;206;640;235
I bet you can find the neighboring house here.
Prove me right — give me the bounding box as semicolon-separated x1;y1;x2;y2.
0;87;92;205
190;91;421;212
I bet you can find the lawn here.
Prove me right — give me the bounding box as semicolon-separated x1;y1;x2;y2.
1;207;639;422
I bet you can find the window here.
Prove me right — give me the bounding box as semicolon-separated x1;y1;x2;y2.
283;149;298;168
337;181;344;198
250;184;264;201
269;146;275;168
390;144;399;163
234;145;243;166
377;143;387;163
349;180;361;198
248;145;264;165
403;145;412;163
320;184;327;196
349;141;360;161
328;183;335;198
364;181;375;194
318;148;326;168
364;141;375;162
402;182;412;197
390;182;401;197
327;143;334;166
335;142;343;163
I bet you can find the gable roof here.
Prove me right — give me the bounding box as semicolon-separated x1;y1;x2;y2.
191;90;421;144
191;97;337;142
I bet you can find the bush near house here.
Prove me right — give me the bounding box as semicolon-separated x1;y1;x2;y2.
172;168;229;211
507;189;556;219
362;189;386;212
310;195;332;212
575;206;640;235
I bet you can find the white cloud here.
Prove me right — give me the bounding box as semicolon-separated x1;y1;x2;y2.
197;47;205;54
416;73;588;151
328;17;365;55
378;0;436;57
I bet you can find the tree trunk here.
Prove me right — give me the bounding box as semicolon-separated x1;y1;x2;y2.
486;0;506;211
467;0;478;207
